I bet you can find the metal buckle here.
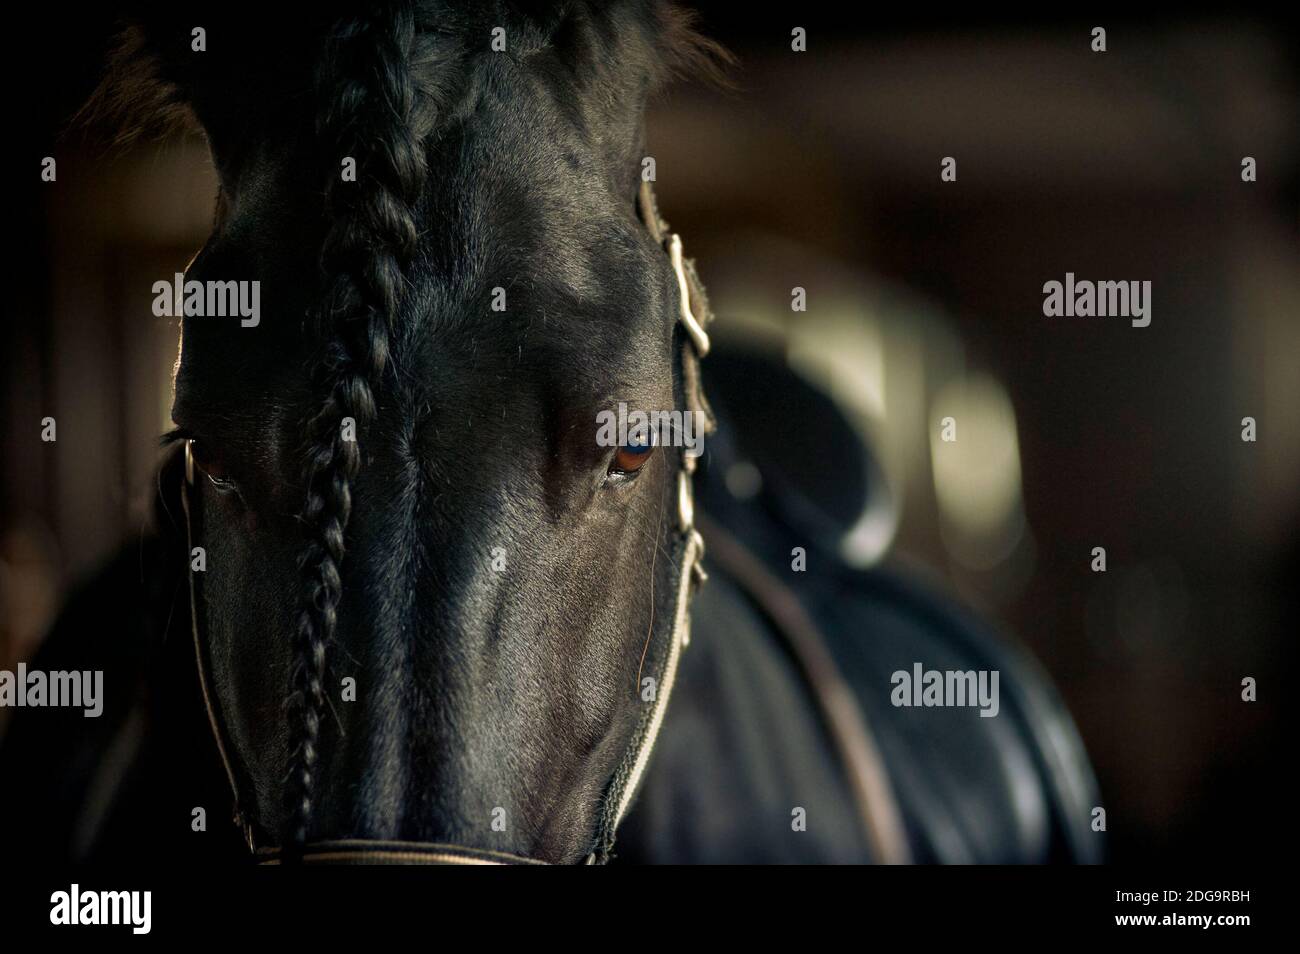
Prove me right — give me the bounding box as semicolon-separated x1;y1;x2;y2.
666;234;710;357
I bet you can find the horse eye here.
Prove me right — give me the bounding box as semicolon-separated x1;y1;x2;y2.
611;441;655;475
190;440;237;492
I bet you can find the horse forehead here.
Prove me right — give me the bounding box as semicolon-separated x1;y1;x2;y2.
417;264;670;390
395;214;672;388
177;121;667;420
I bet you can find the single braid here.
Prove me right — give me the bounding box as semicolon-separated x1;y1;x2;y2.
283;0;428;852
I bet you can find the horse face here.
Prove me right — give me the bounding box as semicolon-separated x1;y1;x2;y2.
167;9;691;862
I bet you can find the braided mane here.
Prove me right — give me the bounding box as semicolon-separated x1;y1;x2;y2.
284;1;430;851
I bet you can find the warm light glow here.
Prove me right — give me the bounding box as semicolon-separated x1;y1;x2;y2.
930;374;1026;569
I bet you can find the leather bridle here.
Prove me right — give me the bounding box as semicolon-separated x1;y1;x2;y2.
179;180;712;865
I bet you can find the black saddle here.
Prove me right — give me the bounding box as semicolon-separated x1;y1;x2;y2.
616;345;1102;863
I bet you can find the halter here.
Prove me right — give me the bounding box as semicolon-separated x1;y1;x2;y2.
180;180;712;865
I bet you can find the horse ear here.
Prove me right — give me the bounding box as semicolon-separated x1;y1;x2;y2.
532;2;731;198
76;23;199;149
80;6;337;150
648;1;736;91
542;1;732;98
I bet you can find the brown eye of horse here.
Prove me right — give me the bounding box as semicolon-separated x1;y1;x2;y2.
611;441;655;475
190;440;235;491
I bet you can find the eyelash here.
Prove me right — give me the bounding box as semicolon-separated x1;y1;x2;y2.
205;472;240;496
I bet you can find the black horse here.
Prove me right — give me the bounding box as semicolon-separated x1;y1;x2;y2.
1;1;1100;864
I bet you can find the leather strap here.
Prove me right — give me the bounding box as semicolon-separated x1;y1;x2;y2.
637;180;909;863
181;467;258;853
696;512;914;865
256;840;548;865
637;179;716;451
588;523;703;863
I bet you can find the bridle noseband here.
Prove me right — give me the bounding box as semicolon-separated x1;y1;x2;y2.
180;180;712;865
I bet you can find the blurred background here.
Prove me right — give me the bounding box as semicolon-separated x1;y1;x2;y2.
4;6;1296;863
